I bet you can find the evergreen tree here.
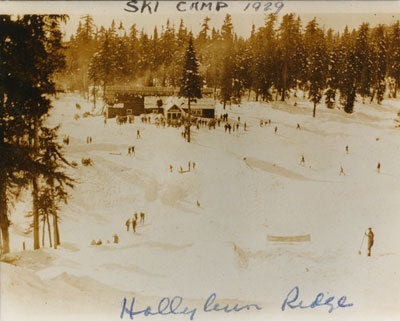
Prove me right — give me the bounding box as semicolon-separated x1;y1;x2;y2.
388;21;400;97
304;19;327;117
369;25;387;103
179;37;202;143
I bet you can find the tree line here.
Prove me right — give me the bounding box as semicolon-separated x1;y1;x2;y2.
0;15;73;254
62;14;400;116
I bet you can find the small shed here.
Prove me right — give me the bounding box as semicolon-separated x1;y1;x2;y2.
167;105;185;120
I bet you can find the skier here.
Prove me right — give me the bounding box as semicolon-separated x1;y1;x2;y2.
299;155;305;166
236;123;239;131
188;161;191;172
132;218;137;233
260;120;263;127
128;146;131;155
274;126;278;134
180;166;183;173
125;218;131;232
131;145;135;155
244;122;247;131
134;212;138;222
377;162;381;173
90;136;92;144
193;162;196;169
340;166;345;176
296;123;301;130
170;164;173;173
365;228;374;256
140;212;145;225
137;129;141;139
196;200;200;207
346;145;349;154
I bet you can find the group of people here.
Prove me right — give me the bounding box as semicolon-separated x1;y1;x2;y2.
86;136;93;144
169;161;196;174
125;212;146;233
128;145;135;155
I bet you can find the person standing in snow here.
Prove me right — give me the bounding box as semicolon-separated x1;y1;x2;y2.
296;123;301;130
140;212;145;225
244;122;247;131
299;155;305;166
340;166;345;176
170;164;173;173
377;162;381;173
128;146;131;155
134;212;138;222
125;218;131;232
193;162;196;170
132;218;137;233
346;145;349;154
137;129;141;139
365;228;374;256
131;145;135;155
274;126;278;134
188;161;191;172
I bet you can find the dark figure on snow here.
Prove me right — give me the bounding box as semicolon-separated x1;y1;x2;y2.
244;122;247;131
377;162;381;173
196;200;200;207
365;228;374;256
193;162;196;169
296;123;301;130
90;136;92;144
113;234;119;244
340;166;345;176
228;124;231;134
125;218;131;232
299;155;305;166
131;145;135;155
134;212;138;222
238;116;240;122
180;166;183;173
346;145;349;154
128;146;131;155
96;239;102;245
140;212;145;225
170;164;173;173
104;117;107;126
274;126;278;134
260;120;263;127
236;123;239;131
188;161;191;172
132;219;137;233
137;129;141;139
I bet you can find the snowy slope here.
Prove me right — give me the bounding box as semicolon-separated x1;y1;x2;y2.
1;93;400;321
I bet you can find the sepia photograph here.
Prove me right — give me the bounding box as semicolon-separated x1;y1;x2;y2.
1;1;400;320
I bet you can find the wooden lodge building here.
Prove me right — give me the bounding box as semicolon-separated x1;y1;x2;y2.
104;86;215;119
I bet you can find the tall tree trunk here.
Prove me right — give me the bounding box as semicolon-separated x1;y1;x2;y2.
248;88;251;101
33;115;40;250
53;213;60;249
0;174;10;254
313;101;317;118
0;74;10;254
47;213;52;248
93;83;96;111
42;214;46;247
187;98;191;143
281;62;288;102
394;82;398;98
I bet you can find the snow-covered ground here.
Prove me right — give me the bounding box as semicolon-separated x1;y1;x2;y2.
2;93;400;321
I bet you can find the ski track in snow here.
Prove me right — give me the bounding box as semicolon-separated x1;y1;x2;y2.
2;92;400;321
